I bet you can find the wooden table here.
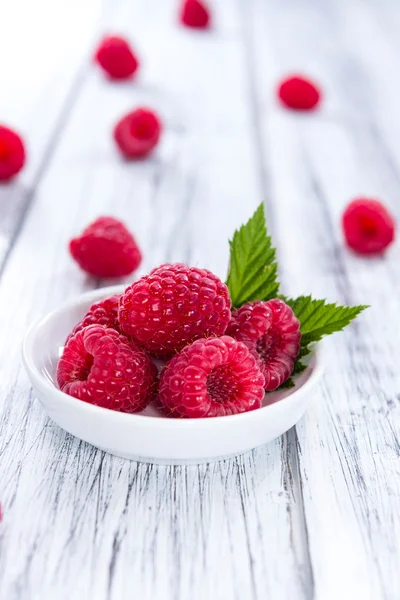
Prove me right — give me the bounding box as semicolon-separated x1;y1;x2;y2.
1;1;399;598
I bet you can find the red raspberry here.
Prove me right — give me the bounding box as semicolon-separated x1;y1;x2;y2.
94;35;139;80
159;336;265;418
57;324;157;412
0;125;26;181
114;108;162;159
227;299;301;391
180;0;211;29
69;216;142;278
278;75;321;111
119;263;231;357
67;295;121;342
342;198;395;255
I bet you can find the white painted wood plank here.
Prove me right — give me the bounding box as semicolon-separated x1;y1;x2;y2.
0;0;99;267
0;0;141;270
246;0;400;598
0;1;308;599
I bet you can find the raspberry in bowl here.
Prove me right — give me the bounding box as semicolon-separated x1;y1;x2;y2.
226;299;301;391
119;263;232;357
57;324;157;413
22;285;321;464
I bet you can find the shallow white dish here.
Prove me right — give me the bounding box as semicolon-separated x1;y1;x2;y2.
22;286;322;465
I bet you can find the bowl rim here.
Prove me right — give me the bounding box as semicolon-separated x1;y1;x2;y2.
22;285;323;429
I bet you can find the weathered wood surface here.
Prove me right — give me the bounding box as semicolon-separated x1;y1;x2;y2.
0;1;399;599
245;1;400;598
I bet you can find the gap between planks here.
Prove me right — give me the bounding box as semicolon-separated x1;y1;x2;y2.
240;0;315;593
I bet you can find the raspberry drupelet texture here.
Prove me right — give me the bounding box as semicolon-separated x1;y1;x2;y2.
278;75;321;111
119;263;232;357
69;216;142;278
159;336;265;418
67;295;121;342
114;108;162;159
227;299;301;391
0;125;26;181
95;35;139;80
180;0;211;29
57;324;157;412
342;198;395;255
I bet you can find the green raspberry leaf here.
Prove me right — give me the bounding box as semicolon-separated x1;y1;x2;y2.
297;346;311;360
278;377;296;390
285;295;368;346
276;298;368;390
292;360;308;375
225;207;368;392
226;204;279;308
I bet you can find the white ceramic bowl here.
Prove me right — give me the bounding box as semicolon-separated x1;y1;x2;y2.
22;286;322;465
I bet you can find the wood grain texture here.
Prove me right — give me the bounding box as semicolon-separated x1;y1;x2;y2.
246;0;400;598
0;0;98;272
0;1;308;599
0;0;399;598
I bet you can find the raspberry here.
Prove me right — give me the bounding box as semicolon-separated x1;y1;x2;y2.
227;299;301;391
114;108;162;159
278;75;321;111
119;263;231;357
57;324;157;412
69;216;142;278
0;125;26;181
94;35;139;80
342;198;395;255
180;0;211;29
67;295;121;342
159;336;265;418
